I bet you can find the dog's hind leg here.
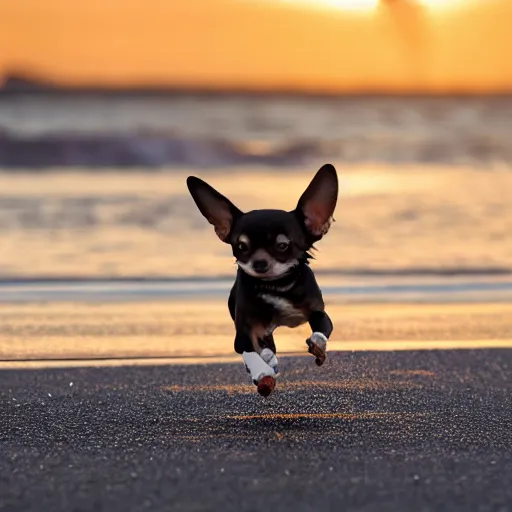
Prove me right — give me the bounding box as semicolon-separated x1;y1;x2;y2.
260;333;276;353
259;333;279;375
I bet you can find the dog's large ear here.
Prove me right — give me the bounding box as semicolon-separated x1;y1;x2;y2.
186;176;243;243
295;164;338;241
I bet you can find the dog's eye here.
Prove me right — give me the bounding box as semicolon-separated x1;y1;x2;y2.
237;241;249;252
275;234;290;252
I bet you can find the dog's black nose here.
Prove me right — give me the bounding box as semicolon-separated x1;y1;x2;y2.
252;259;269;274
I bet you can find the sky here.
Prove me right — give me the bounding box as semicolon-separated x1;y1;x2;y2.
1;0;511;93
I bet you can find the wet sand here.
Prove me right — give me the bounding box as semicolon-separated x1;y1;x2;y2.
1;299;511;366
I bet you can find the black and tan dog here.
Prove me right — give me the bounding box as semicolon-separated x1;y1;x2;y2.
186;164;338;396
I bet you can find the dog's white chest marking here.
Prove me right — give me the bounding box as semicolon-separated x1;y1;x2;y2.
259;294;307;328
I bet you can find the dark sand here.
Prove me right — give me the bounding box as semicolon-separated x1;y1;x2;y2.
1;349;511;511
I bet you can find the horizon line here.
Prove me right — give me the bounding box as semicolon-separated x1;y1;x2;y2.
2;74;512;98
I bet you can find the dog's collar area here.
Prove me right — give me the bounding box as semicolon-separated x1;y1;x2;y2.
239;265;301;293
256;279;296;294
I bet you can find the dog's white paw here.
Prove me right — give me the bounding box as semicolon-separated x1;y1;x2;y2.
310;332;327;351
306;332;328;366
243;351;276;384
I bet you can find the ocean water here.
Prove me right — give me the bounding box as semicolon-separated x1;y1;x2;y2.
0;94;511;168
0;165;510;279
0;93;510;280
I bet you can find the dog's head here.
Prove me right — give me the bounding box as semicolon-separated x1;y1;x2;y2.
186;164;338;280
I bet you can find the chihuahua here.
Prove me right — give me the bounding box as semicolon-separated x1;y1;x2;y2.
186;164;338;397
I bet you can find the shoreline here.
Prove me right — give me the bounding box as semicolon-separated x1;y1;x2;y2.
0;275;511;303
2;341;512;370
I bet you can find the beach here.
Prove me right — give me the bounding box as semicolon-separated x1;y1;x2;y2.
1;93;511;511
2;0;512;503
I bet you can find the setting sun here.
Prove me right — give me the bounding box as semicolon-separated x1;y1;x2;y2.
0;0;511;93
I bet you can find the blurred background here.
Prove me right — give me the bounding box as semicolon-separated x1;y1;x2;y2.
0;0;511;281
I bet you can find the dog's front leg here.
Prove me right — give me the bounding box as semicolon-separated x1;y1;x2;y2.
234;330;276;396
306;310;333;366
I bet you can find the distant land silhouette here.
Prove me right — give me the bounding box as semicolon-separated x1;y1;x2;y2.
1;73;511;99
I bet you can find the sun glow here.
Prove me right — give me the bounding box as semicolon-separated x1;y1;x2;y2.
287;0;466;13
316;0;379;11
276;0;379;13
416;0;467;10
